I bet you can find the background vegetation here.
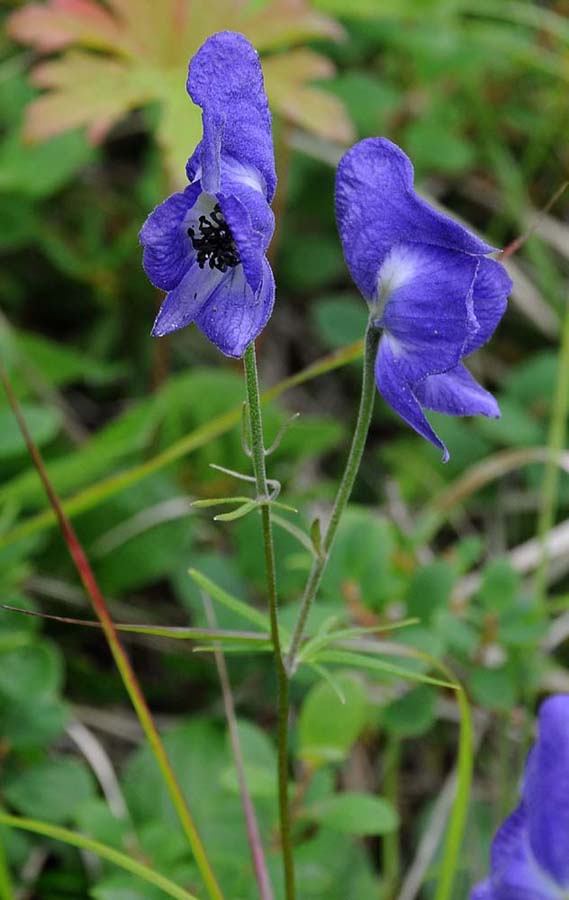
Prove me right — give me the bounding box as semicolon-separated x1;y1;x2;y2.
1;0;568;897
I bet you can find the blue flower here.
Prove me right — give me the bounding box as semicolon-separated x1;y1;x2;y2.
335;138;512;461
472;695;569;900
140;31;276;358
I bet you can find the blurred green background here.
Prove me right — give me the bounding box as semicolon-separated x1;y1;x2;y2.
1;0;568;898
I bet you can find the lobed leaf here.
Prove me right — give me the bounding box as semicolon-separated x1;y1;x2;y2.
263;49;355;144
8;0;352;182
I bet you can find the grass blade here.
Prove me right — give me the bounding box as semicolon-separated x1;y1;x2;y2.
0;364;223;900
0;813;199;900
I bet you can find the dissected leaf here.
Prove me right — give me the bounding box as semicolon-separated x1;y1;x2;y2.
262;49;354;143
9;0;352;184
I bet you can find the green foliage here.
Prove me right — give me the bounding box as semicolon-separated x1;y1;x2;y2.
1;1;568;898
4;758;95;824
302;792;399;835
298;672;368;766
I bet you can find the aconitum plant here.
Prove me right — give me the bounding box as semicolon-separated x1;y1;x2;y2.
472;695;569;900
136;29;517;900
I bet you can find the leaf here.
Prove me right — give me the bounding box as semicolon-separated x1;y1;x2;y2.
7;0;131;53
219;720;277;798
469;664;518;712
26;52;148;143
9;0;351;185
262;49;354;143
14;328;119;387
303;793;399;836
315;649;454;689
0;405;60;459
382;686;437;738
188;569;269;631
312;294;369;351
310;517;322;557
4;757;95;824
0;643;63;701
406;561;457;623
298;673;368;767
476;558;521;613
0;340;365;550
0;127;93;197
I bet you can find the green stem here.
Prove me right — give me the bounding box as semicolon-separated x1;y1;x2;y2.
381;737;401;900
286;322;380;672
534;293;569;604
433;685;474;900
243;344;295;900
0;813;197;900
0;828;13;900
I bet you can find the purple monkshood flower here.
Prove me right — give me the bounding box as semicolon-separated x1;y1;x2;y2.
335;138;512;461
139;31;276;358
472;695;569;900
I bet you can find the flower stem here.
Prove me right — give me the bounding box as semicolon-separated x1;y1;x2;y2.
243;344;295;900
286;321;380;673
534;293;569;605
0;363;223;900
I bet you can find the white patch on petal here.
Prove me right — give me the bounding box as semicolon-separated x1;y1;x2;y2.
373;244;422;318
221;155;266;195
183;192;217;232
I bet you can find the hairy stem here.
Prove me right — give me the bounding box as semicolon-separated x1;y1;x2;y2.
243;344;295;900
0;364;223;900
286;322;380;672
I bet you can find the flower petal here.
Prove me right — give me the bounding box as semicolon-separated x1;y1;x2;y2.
524;694;569;888
470;880;494;900
195;258;275;358
415;364;500;419
335;137;494;301
217;189;274;294
464;257;512;356
139;183;201;291
151;262;224;337
186;31;276;201
375;335;449;462
380;243;479;377
488;806;559;900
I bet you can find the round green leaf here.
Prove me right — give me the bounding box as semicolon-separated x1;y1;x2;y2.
304;793;399;835
298;673;368;767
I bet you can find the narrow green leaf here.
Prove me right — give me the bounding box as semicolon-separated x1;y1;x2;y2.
192;496;251;509
310;517;322;556
300;620;419;661
188;569;269;631
314;649;454;689
0;340;364;549
0;813;198;900
214;500;259;522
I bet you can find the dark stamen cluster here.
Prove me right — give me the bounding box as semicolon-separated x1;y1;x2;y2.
188;204;240;272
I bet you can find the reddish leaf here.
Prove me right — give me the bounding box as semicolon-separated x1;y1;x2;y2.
8;0;353;183
25;53;147;142
264;49;355;144
7;0;130;53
